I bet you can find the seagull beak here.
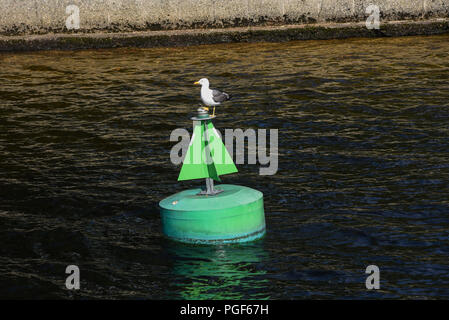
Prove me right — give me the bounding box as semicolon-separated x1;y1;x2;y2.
194;81;199;85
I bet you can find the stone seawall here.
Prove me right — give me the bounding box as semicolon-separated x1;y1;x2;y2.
0;1;448;51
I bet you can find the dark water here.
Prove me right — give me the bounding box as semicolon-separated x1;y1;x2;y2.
1;34;449;299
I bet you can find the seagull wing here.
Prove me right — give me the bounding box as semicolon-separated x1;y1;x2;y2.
212;89;231;103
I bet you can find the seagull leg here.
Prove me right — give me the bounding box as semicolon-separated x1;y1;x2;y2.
212;106;216;117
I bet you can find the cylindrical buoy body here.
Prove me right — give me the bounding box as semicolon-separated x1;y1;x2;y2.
159;184;265;244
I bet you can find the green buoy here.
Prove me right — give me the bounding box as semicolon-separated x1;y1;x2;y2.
159;108;266;244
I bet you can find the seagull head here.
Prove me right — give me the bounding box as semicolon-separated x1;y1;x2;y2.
194;78;209;87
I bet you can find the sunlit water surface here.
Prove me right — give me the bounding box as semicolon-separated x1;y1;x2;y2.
1;35;449;299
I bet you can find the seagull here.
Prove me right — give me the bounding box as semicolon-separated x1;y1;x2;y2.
194;78;231;117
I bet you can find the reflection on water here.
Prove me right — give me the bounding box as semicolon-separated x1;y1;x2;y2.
1;34;449;299
165;241;269;300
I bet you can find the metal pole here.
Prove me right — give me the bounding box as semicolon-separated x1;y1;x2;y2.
206;177;215;194
193;108;222;196
203;119;215;195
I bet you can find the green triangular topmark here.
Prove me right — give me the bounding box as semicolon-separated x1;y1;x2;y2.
205;121;238;177
177;120;237;182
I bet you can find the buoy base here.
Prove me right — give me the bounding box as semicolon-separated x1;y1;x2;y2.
159;184;266;244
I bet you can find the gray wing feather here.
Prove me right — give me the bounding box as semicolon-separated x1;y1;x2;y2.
212;89;230;103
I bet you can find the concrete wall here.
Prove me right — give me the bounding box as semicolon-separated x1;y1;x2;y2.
0;0;448;36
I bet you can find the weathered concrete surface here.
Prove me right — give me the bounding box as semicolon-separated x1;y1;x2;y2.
0;1;448;51
0;0;448;35
1;19;448;52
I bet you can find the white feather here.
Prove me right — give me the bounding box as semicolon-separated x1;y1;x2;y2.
197;78;221;107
